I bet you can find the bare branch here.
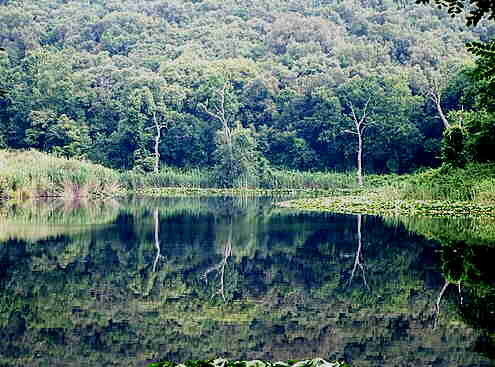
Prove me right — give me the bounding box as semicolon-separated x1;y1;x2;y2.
199;101;224;123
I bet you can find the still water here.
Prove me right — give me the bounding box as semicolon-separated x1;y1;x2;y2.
0;197;494;367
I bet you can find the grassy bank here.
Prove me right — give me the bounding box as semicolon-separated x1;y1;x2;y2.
120;167;362;191
279;164;495;217
387;163;495;203
4;149;494;215
0;150;364;200
0;150;121;200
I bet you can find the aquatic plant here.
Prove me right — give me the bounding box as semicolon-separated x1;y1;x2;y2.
148;358;348;367
278;194;495;218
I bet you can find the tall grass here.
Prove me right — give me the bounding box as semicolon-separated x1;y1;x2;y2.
119;167;212;190
0;149;121;200
120;166;365;191
262;169;360;190
379;163;495;203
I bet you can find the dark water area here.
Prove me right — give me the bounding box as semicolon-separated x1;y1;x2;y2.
0;197;494;367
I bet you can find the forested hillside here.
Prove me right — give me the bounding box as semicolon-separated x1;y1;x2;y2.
0;0;491;176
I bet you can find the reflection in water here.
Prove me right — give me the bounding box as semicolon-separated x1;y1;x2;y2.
152;208;164;273
0;198;120;242
202;216;233;302
0;197;494;367
347;215;369;291
392;215;495;359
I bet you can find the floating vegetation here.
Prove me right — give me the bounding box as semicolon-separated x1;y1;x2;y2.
278;194;495;218
133;187;353;198
148;358;348;367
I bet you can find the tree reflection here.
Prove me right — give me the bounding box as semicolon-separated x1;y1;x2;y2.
202;216;233;302
1;198;493;366
152;207;164;273
347;214;369;291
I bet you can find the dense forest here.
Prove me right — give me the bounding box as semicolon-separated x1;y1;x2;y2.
0;0;494;182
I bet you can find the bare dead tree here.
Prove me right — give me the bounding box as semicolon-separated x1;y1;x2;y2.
417;61;465;130
432;278;464;329
152;208;164;272
347;214;370;291
201;218;233;302
345;97;372;187
422;70;451;129
457;280;463;305
152;111;167;173
198;82;234;155
433;278;450;329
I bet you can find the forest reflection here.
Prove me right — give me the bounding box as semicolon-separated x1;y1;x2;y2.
0;197;493;366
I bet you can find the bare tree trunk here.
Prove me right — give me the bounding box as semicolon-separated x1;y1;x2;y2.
201;218;233;302
357;130;363;187
347;97;372;187
348;214;369;290
218;224;232;301
433;279;450;329
199;83;235;182
435;98;450;129
424;69;451;130
153;112;161;174
152;208;162;272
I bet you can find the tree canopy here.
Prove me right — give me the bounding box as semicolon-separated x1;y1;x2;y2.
0;0;490;178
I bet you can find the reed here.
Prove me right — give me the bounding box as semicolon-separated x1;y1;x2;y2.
264;169;360;190
121;167;363;191
0;149;121;200
119;167;213;190
384;163;495;202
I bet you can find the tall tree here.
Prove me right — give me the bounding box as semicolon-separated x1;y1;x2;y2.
337;75;423;176
344;96;372;186
128;75;187;172
413;61;465;130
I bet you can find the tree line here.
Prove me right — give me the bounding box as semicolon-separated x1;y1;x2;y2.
0;0;493;185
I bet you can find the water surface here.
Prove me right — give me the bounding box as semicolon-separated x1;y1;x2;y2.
0;197;494;366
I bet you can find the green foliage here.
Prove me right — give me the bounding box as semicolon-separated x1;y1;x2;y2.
120;166;212;190
443;109;495;166
0;0;481;176
212;123;266;188
416;0;495;26
441;123;468;167
120;166;361;191
281;163;495;214
394;163;495;202
0;196;490;366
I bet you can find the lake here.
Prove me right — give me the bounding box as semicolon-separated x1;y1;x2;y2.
0;196;494;367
